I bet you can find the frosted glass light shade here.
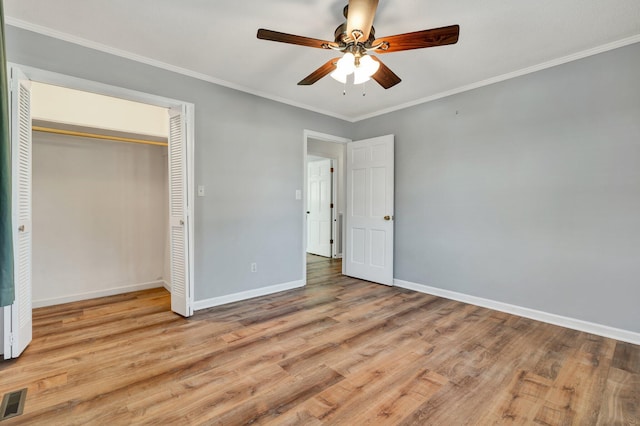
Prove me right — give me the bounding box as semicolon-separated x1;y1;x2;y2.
353;55;380;85
359;55;380;77
330;70;348;83
335;52;356;74
353;67;371;84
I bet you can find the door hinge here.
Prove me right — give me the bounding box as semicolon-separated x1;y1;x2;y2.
330;239;334;244
8;334;14;345
330;167;334;173
330;203;334;209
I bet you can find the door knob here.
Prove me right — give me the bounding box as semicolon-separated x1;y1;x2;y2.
383;215;392;221
18;225;25;232
180;220;184;225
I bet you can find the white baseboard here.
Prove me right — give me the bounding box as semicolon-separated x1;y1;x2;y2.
32;280;165;308
162;280;171;292
394;279;640;346
193;280;305;311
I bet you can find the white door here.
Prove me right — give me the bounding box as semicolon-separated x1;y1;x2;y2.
307;158;333;257
345;135;394;285
4;67;33;359
168;107;192;317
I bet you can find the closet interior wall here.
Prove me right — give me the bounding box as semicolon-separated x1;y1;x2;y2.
32;129;169;307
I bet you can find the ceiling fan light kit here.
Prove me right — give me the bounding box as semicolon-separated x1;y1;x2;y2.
257;0;460;90
329;52;380;85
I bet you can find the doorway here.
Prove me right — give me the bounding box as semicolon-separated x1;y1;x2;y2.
303;131;396;289
30;82;170;308
4;63;195;359
306;156;334;258
302;130;350;283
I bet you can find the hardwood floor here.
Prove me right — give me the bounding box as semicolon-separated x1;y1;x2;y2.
1;255;638;425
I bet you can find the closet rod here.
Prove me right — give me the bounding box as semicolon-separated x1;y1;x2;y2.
32;125;168;147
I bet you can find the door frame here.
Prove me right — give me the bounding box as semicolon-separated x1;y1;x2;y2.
6;63;195;312
302;130;350;283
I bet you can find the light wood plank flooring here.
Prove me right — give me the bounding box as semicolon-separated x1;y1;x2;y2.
0;255;638;425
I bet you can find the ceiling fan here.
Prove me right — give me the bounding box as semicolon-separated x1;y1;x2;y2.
257;0;459;89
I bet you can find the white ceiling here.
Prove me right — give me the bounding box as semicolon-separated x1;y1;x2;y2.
5;1;640;122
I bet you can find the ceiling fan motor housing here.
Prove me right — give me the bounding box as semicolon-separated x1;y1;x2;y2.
334;23;377;52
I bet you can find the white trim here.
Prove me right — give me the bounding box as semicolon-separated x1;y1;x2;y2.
354;35;640;122
303;130;351;145
394;279;640;346
193;280;305;311
185;103;196;316
9;63;188;110
3;306;10;358
162;280;171;292
5;18;351;123
7;18;640;123
32;281;164;308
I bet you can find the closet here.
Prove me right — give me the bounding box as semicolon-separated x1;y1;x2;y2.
30;82;170;308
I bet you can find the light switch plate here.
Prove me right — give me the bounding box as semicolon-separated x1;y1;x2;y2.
295;189;302;200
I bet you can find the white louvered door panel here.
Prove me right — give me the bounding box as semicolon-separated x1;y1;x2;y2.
168;107;191;317
5;68;33;359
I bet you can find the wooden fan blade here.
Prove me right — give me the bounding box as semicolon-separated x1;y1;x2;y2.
257;29;337;49
373;25;460;54
298;58;341;85
346;0;379;42
370;57;401;89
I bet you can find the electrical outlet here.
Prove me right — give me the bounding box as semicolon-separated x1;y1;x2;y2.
250;262;257;273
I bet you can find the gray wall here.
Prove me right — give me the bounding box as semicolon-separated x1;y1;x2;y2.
6;26;352;301
353;42;640;333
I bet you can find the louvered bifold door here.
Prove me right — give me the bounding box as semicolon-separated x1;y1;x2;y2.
168;107;191;317
5;68;33;359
